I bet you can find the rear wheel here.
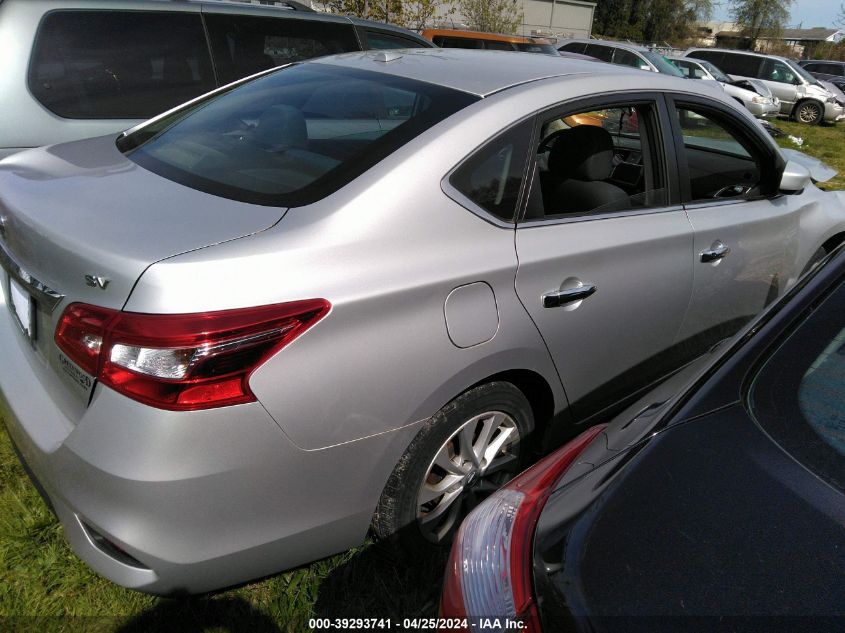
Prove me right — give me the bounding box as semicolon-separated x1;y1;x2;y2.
372;381;534;552
795;100;823;125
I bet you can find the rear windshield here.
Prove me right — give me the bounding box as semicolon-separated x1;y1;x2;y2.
120;64;478;206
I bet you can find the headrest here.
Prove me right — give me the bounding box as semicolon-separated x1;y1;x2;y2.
254;105;308;149
548;125;615;182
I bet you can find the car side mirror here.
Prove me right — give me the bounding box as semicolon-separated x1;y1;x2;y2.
779;160;812;194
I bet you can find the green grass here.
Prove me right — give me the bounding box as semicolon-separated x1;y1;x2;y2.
772;118;845;191
1;114;843;631
0;418;443;631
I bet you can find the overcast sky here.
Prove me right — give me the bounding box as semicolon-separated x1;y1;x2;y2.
712;0;840;29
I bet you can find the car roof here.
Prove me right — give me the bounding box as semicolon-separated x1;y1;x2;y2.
311;48;700;97
559;38;650;53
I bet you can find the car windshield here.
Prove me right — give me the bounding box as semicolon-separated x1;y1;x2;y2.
699;60;730;83
787;59;821;86
119;64;478;207
515;42;559;55
642;51;684;77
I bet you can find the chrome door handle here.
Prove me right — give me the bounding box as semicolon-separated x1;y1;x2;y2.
700;241;731;263
542;284;596;308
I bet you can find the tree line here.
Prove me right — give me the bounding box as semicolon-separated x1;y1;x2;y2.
326;0;799;49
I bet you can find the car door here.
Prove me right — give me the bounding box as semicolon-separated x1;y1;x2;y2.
667;95;801;356
514;95;694;420
758;58;801;112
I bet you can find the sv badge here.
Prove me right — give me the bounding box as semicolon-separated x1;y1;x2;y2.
84;275;110;290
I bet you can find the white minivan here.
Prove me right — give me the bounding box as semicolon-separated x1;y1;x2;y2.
684;48;844;125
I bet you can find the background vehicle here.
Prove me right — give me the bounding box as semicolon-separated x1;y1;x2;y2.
557;38;684;77
0;0;432;158
669;56;780;118
685;48;844;124
799;59;845;90
442;244;845;632
421;29;558;54
1;49;843;595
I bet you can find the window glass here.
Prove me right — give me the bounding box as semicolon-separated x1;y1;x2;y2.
718;53;762;78
515;42;559;54
673;106;763;201
585;44;613;62
750;277;845;493
366;31;427;49
121;64;478;206
435;36;481;49
204;14;359;85
699;60;731;83
28;10;215;119
526;104;666;220
613;49;649;69
560;42;587;54
642;51;684;77
689;51;724;68
484;40;515;51
450;121;532;222
762;59;800;85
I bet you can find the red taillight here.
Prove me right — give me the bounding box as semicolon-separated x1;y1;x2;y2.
55;299;330;411
440;424;607;633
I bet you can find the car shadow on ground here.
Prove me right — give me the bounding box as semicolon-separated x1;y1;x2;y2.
116;596;283;633
313;534;449;626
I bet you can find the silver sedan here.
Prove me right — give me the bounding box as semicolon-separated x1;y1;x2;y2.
1;49;843;594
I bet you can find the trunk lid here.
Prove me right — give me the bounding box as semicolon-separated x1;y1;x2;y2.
0;134;286;313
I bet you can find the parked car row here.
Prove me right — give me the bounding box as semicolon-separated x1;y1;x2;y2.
555;38;845;125
0;0;844;624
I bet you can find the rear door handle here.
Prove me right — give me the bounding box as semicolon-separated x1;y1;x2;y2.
700;241;731;263
542;284;596;308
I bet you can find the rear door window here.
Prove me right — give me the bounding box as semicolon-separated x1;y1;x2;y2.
720;53;763;78
29;10;215;119
204;14;359;85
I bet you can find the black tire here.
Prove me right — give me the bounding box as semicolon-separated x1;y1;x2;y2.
372;381;534;553
794;100;823;125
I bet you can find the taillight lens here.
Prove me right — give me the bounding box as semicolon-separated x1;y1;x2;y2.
440;424;607;633
55;299;330;411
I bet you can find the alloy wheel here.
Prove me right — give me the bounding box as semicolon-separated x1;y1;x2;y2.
797;102;822;124
416;410;521;543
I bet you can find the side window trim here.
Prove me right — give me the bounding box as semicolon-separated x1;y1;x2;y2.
441;116;537;228
664;94;784;207
514;91;682;226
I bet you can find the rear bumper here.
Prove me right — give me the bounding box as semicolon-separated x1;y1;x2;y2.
0;291;418;594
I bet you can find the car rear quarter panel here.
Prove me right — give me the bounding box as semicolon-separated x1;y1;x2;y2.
122;85;574;449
